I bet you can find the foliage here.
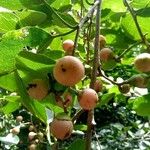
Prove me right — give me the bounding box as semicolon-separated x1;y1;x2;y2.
0;0;150;149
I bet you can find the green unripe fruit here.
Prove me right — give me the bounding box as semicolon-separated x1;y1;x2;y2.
127;74;149;88
118;84;130;94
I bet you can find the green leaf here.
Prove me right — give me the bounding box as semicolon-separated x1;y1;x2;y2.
44;50;63;60
68;139;85;150
0;12;18;33
121;8;150;40
17;10;47;27
0;0;24;10
74;124;87;131
102;0;126;12
0;39;24;74
52;11;78;28
1;101;20;114
5;96;21;102
131;94;150;117
22;27;53;48
16;51;55;73
131;0;150;9
97;93;115;107
14;70;47;123
0;72;18;91
48;0;71;10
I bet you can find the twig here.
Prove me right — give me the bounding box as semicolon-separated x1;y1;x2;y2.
72;0;100;55
86;13;94;64
98;66;128;86
43;0;77;29
72;109;85;123
117;41;142;60
72;27;80;55
123;0;150;51
85;0;94;5
53;28;77;38
85;1;101;150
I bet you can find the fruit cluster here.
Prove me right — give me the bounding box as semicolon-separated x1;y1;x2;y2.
25;36;150;141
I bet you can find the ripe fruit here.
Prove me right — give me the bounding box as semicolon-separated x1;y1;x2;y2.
94;35;106;49
78;88;98;110
28;132;37;141
50;113;73;140
16;116;23;122
27;79;49;100
55;92;72;108
94;79;103;92
100;48;114;62
11;127;20;135
99;48;116;70
127;74;149;88
134;53;150;72
118;84;130;94
53;56;85;86
62;39;74;55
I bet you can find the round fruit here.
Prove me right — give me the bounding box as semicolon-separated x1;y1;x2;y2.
134;53;150;72
55;92;72;108
99;48;116;70
29;125;35;131
128;74;149;88
27;79;49;100
11;127;20;135
28;132;37;140
53;56;85;86
62;39;74;54
100;48;114;62
50;113;73;140
94;35;106;49
16;115;23;122
37;132;44;139
29;144;37;150
119;84;130;94
78;88;98;110
94;79;103;92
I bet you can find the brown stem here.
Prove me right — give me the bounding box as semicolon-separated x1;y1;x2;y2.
86;17;94;64
72;109;85;123
117;41;142;60
98;66;128;86
85;1;101;150
72;0;100;55
124;0;150;51
72;27;80;56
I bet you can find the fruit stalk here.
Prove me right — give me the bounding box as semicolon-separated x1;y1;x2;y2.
85;1;101;150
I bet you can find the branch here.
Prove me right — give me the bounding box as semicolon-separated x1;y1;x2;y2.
85;1;102;150
124;0;150;51
72;0;100;55
116;41;142;60
72;109;85;123
98;66;129;86
53;28;77;38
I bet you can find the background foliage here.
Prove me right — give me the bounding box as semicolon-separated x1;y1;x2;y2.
0;0;150;149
